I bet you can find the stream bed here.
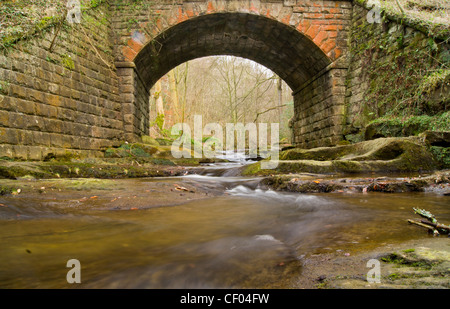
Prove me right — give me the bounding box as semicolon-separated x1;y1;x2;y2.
0;154;449;289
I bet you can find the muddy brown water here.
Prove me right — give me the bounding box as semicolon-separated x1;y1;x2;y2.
0;159;449;288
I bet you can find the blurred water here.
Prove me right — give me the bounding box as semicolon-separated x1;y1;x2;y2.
0;151;448;288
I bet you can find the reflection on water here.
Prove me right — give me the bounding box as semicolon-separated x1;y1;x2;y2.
0;173;448;289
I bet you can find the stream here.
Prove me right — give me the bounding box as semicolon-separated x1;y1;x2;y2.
0;151;449;288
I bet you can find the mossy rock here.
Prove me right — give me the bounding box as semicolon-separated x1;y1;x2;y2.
420;131;450;147
155;138;173;146
0;185;14;195
104;143;158;158
43;151;81;162
141;135;160;146
364;120;432;140
0;162;51;179
364;115;450;141
243;137;439;175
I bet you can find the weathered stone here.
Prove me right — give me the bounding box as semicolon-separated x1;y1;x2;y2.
420;131;450;147
243;137;439;175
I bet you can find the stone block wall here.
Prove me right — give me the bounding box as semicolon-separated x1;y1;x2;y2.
292;65;347;148
116;63;150;142
0;2;123;160
343;2;449;141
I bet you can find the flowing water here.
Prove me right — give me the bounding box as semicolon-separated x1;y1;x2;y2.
0;152;448;288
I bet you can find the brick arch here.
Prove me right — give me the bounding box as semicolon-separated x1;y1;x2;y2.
132;12;332;91
114;0;351;147
119;0;348;65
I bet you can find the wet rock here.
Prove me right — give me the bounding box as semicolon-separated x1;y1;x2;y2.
259;171;450;194
420;131;450;147
243;137;440;176
310;238;450;289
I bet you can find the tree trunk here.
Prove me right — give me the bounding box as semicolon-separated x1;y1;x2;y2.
277;76;283;124
168;70;180;124
154;80;165;129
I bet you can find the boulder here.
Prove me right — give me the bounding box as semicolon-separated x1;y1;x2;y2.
242;137;439;175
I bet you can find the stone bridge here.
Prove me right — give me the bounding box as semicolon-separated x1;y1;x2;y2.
0;0;444;160
114;0;351;147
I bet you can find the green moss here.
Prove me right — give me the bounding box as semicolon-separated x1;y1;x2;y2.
0;165;49;179
381;252;434;270
0;185;14;195
141;135;160;146
381;253;409;265
365;113;450;139
44;151;80;162
151;158;176;166
403;249;416;253
36;16;57;30
61;54;75;70
418;68;450;95
0;80;10;94
155;138;174;146
347;4;449;135
241;162;266;176
105;143;159;159
331;160;364;173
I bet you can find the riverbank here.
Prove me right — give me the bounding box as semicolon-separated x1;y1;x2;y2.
259;170;450;195
297;237;450;289
1;156;449;197
0;177;225;214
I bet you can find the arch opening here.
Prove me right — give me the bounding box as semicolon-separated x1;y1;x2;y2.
148;56;295;144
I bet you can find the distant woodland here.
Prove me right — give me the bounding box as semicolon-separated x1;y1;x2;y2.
149;56;294;144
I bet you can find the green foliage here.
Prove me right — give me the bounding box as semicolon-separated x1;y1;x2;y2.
0;80;10;94
0;0;107;51
418;68;450;95
350;6;449;130
61;54;75;70
430;146;450;168
90;0;102;8
366;112;450;138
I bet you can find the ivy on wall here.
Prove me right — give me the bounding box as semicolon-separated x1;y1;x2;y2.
346;3;449;141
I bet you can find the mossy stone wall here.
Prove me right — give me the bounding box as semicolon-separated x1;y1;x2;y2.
344;3;449;143
0;1;123;160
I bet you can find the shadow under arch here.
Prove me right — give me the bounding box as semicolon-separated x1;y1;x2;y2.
133;12;332;92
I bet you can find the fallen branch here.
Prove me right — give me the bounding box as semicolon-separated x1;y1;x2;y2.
407;219;440;236
408;219;434;230
49;9;68;52
408;208;449;236
413;208;437;224
420;220;450;234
